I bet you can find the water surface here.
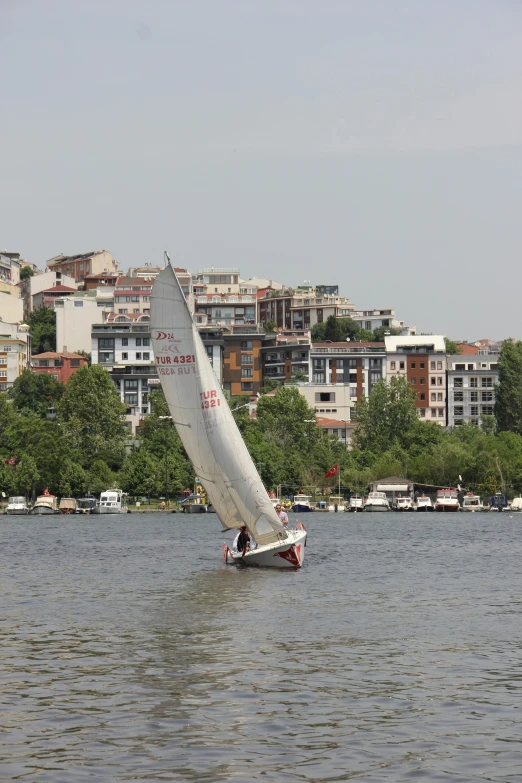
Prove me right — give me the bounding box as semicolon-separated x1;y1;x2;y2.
2;512;522;781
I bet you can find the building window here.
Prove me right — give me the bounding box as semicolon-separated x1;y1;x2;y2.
118;309;128;314
136;352;142;360
437;361;442;370
420;392;425;401
143;352;150;361
431;378;436;386
74;301;83;308
454;407;463;416
430;361;435;370
437;377;443;385
124;393;138;405
455;364;466;371
470;391;478;402
315;392;335;402
431;392;436;401
241;354;253;365
390;361;395;369
136;338;142;346
241;341;253;350
399;361;405;370
419;408;425;417
122;352;128;360
431;408;437;417
481;377;493;388
470;406;478;416
143;338;150;346
470;377;478;388
241;367;253;378
411;377;416;385
122;338;128;346
437;393;443;401
438;408;444;417
420;362;425;369
454;391;463;402
241;382;253;392
420;377;425;385
481;391;493;402
124;379;138;390
454;377;463;388
481;406;494;416
454;419;464;426
411;361;416;369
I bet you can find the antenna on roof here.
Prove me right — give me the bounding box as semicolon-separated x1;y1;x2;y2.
164;250;170;268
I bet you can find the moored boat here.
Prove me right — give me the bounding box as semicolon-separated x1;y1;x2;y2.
31;491;59;515
93;489;127;514
461;493;483;512
151;264;306;567
59;497;77;514
327;495;346;512
364;491;390;512
416;494;433;512
488;493;508;512
510;497;522;512
394;496;414;512
292;494;313;512
75;496;98;514
181;493;208;513
5;496;29;515
347;496;364;512
434;488;460;512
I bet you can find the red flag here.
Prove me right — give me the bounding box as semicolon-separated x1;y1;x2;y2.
324;464;339;478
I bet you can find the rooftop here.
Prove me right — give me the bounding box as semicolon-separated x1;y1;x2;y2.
41;285;77;293
385;335;446;352
32;351;86;360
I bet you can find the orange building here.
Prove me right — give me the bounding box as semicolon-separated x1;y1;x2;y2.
31;351;88;384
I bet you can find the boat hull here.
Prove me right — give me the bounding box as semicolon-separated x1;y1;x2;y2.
92;506;125;514
224;529;307;568
31;507;58;515
183;504;208;513
364;505;389;512
292;504;313;512
5;508;29;515
434;504;460;512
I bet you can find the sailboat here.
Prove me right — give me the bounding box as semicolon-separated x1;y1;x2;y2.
151;265;307;568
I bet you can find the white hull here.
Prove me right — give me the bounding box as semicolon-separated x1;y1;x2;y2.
327;505;346;512
364;504;389;512
461;506;484;512
434;503;460;512
224;529;307;568
93;506;125;514
5;508;29;515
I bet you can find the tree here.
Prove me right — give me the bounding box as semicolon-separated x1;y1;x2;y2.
256;386;319;452
120;449;159;497
9;370;65;416
20;266;35;281
323;315;343;342
15;456;40;498
58;461;87;497
495;340;522;435
372;326;402;342
58;364;127;468
28;306;57;353
445;338;459;354
353;376;418;454
88;459;118;495
264;320;278;333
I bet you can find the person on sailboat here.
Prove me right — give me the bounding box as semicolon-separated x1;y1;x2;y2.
275;504;289;526
235;525;250;557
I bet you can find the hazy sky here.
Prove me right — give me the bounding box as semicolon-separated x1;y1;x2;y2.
2;0;521;340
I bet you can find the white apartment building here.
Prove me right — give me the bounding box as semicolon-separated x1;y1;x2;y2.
0;290;23;324
447;354;499;428
55;295;111;354
23;270;77;316
0;323;31;390
258;285;354;331
385;335;447;424
296;383;355;421
193;267;258;327
113;276;154;316
351;308;416;335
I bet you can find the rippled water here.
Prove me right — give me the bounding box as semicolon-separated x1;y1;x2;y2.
2;512;522;782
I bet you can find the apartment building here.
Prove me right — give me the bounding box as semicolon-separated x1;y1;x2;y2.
350;308;416;335
0;290;23;324
447;354;499;428
222;326;273;396
46;250;119;284
113;276;154;316
31;350;88;384
20;270;77;318
0;253;22;285
258;285;354;331
0;323;31;390
193;267;258;327
385;335;447;424
32;284;77;310
55;294;112;354
92;315;225;432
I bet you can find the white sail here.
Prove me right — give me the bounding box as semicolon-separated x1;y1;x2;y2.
151;265;288;546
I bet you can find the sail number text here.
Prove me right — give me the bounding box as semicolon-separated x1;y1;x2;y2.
201;390;221;409
157;354;195;365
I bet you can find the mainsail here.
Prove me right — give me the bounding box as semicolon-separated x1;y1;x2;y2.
150;265;288;546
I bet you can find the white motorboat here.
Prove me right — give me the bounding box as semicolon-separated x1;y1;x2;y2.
93;489;127;514
434;488;460;512
5;496;29;515
394;496;414;512
416;494;433;512
31;492;59;515
364;491;390;512
292;494;313;512
347;496;364;512
151;264;306;568
327;495;346;512
461;493;483;512
510;497;522;512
